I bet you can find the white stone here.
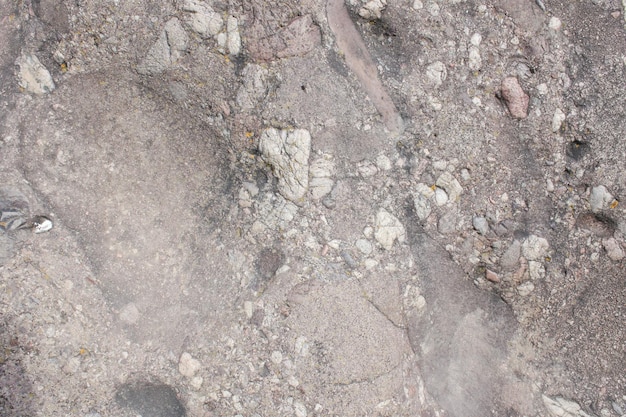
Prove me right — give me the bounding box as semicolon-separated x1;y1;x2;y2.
427;1;440;16
413;193;432;221
179;352;201;378
375;154;392;171
590;185;615;212
15;53;55;95
537;83;549;95
469;46;482;70
309;156;335;199
294;401;308;417
603;238;625;261
528;260;546;280
259;128;311;204
415;183;435;199
434;187;448;206
426;61;447;87
236;64;269;111
183;0;223;37
190;376;203;390
522;235;549;261
295;336;310;356
472;216;488;235
355;238;373;255
412;0;424;9
227;16;241;55
470;33;482;46
359;0;387;19
436;171;463;202
552;108;566;132
549;17;562;31
119;302;140;324
374;208;406;250
517;281;535;297
364;259;378;269
270;350;283;364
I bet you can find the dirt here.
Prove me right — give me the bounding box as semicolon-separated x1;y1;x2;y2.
1;0;625;416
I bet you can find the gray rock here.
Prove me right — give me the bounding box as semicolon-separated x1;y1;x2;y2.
259;128;311;204
426;61;447;87
236;64;269;111
472;216;489;235
603;237;625;261
15;54;55;95
413;193;432;221
374;208;406;250
589;185;614;212
179;352;201;378
501;240;521;271
438;211;457;234
137;18;188;75
355;238;373;255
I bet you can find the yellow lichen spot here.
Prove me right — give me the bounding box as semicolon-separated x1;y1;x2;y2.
430;184;437;191
60;62;68;73
245;131;254;138
610;200;619;209
78;347;89;356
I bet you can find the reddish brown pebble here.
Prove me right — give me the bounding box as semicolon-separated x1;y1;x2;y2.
500;77;529;119
486;269;500;283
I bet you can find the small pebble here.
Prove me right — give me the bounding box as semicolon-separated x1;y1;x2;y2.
434;187;448;206
603;238;625;261
549;16;562;30
517;281;535;296
355;238;373;255
500;77;529;119
179;352;201;378
590;185;615;212
270;350;283;364
472;216;489;235
552;108;566;132
485;269;500;283
522;235;549;261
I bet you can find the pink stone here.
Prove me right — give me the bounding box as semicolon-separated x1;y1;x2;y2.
501;77;529;119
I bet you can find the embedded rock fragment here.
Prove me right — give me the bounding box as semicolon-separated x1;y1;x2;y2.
500;76;529;119
137;18;188;75
182;0;223;38
309;156;335;200
374;208;406;250
15;53;55;95
259;128;311;204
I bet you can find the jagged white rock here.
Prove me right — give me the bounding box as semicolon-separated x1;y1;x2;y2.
309;155;335;200
374;208;406;250
259;128;311;204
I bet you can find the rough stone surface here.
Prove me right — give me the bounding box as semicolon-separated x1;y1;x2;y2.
500;76;529;119
259;128;311;204
590;185;615;212
137;18;188;75
374;208;406;250
15;54;55;95
522;235;550;261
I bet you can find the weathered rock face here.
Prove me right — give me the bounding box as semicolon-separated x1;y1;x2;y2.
137;18;188;75
259;128;311;205
15;54;55;95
